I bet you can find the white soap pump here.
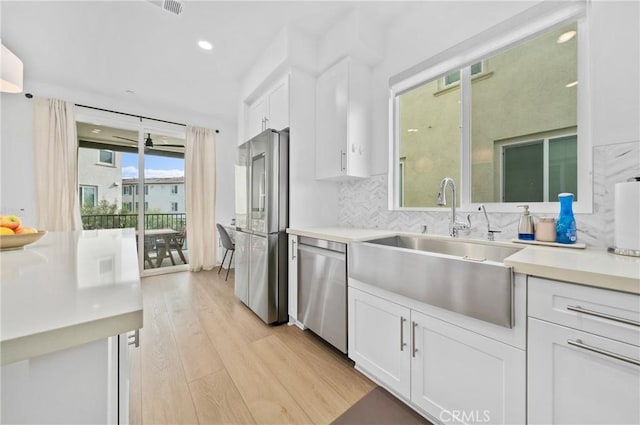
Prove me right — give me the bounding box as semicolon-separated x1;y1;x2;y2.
517;205;535;240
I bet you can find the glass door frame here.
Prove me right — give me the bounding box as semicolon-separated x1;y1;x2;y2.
75;108;187;276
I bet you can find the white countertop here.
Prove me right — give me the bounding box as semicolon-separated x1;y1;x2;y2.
504;245;640;294
1;229;143;365
287;226;640;295
286;226;397;243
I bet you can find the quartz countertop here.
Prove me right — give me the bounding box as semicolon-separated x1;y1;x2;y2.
1;229;143;365
287;226;640;295
504;245;640;294
286;226;397;243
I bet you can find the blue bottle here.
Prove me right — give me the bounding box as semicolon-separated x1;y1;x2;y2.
556;193;577;244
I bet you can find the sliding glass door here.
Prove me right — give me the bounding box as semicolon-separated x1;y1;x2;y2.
76;110;187;275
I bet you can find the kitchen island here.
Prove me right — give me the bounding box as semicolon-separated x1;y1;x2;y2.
1;229;143;424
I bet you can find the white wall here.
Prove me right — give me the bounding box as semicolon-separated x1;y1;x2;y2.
0;80;237;232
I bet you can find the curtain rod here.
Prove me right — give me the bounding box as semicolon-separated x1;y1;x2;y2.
24;92;220;133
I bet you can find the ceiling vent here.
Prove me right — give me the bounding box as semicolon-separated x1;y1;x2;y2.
147;0;183;16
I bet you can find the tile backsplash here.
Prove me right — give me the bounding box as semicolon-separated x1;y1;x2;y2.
339;140;640;248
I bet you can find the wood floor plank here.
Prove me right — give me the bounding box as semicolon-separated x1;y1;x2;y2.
219;343;312;425
139;282;199;424
252;335;351;424
274;325;375;405
164;289;225;382
189;369;256;425
134;270;375;425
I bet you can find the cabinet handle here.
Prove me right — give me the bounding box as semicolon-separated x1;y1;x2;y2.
567;339;639;367
291;240;296;260
128;329;140;348
400;317;407;351
567;305;640;328
411;321;418;358
340;150;346;172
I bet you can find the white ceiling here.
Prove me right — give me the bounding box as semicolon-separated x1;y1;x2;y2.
1;1;414;125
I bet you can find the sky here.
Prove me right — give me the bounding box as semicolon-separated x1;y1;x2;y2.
121;153;184;179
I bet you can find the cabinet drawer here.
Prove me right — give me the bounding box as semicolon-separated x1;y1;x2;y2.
528;318;640;425
529;277;640;347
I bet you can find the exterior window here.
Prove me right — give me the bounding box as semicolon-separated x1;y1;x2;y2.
144;185;149;195
444;61;482;86
135;202;139;211
502;134;577;202
144;202;149;211
171;185;178;194
123;186;132;195
98;150;114;165
171;202;178;212
79;185;97;207
122;202;133;212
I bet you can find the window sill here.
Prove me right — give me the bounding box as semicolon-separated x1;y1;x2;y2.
95;162;116;168
433;71;494;97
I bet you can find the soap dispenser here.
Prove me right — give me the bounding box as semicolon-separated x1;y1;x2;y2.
517;205;535;240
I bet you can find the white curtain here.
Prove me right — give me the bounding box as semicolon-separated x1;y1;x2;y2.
185;125;217;271
33;97;82;231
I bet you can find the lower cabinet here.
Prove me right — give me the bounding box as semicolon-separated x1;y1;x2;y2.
348;287;526;425
1;333;135;424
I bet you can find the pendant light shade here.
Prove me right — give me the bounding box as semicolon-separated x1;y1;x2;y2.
1;42;24;93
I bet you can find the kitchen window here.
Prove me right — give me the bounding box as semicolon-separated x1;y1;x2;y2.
389;2;589;213
79;185;97;207
98;149;114;166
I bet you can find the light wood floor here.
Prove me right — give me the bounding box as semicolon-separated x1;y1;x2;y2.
129;268;375;425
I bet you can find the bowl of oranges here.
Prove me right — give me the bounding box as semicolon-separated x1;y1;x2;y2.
0;215;46;251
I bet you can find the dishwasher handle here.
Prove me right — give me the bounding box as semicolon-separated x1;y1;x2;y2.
297;242;346;261
298;236;346;253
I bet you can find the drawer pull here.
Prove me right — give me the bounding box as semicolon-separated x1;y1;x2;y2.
567;339;640;367
412;321;418;358
567;305;640;327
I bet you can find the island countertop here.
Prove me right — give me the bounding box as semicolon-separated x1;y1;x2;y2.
1;229;143;365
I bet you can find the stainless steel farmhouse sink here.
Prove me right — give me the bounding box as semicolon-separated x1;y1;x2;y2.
348;235;523;328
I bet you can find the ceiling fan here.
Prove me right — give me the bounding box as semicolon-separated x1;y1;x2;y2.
113;133;184;149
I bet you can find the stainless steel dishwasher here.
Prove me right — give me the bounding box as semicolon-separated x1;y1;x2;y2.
297;236;347;353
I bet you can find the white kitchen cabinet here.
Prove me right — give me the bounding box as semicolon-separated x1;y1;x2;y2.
1;332;136;424
288;234;299;325
247;76;290;139
528;318;640;425
349;287;525;424
315;57;371;180
348;287;411;399
527;278;640;425
411;310;526;425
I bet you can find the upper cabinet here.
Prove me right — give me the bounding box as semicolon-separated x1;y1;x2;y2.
247;76;290;139
315;57;371;181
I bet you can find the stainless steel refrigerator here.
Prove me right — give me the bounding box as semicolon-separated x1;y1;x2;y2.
234;129;288;324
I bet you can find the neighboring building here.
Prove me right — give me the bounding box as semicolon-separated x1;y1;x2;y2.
121;177;185;213
77;147;122;208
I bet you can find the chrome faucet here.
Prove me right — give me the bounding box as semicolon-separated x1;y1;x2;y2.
478;204;501;241
437;177;470;237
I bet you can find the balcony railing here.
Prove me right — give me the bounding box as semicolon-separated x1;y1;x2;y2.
81;213;186;231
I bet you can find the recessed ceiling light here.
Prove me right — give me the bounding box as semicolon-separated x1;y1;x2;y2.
407;128;419;133
92;129;102;134
557;30;577;44
565;81;578;88
198;40;213;50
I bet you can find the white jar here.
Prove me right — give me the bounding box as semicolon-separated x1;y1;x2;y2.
535;217;556;242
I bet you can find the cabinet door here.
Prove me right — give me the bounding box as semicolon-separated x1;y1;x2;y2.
267;77;289;131
288;234;298;324
316;59;348;180
248;96;267;139
528;318;640;425
411;310;526;425
348;287;411;399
